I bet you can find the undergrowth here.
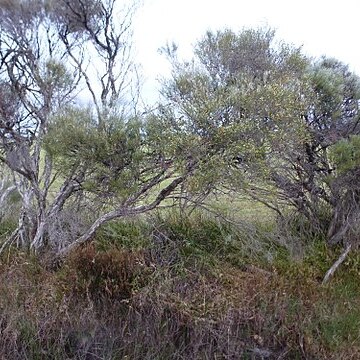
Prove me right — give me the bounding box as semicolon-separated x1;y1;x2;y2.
0;211;359;358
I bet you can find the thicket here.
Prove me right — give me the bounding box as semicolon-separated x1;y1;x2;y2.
0;0;359;261
0;0;360;358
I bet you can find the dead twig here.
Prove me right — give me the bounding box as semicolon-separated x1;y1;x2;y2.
322;243;352;285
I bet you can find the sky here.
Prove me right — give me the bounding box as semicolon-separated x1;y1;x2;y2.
133;0;360;104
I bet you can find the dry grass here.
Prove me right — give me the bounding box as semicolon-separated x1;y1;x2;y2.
0;212;359;358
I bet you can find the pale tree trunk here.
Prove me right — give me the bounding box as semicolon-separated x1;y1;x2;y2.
30;178;83;250
322;243;352;284
30;216;47;250
15;182;36;248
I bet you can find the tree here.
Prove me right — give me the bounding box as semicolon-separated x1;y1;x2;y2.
161;27;360;248
309;59;360;244
0;0;78;249
0;0;195;256
160;28;311;214
266;57;360;244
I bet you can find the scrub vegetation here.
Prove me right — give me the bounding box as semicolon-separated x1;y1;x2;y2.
0;0;360;358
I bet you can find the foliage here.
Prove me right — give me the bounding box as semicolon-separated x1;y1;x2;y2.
45;108;145;198
160;28;312;214
0;6;360;359
0;0;194;256
329;135;360;174
160;27;360;249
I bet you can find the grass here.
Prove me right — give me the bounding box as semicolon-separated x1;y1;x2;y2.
0;205;360;358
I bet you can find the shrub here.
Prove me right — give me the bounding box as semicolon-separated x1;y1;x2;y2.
65;244;147;303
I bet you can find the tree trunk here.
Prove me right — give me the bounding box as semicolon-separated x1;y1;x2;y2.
30;219;47;250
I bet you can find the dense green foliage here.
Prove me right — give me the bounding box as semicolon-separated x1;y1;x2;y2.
330;135;360;174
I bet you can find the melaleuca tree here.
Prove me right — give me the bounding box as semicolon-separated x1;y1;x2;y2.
160;28;312;215
271;58;360;244
42;106;193;257
162;27;360;250
309;59;360;245
0;0;193;256
0;0;80;249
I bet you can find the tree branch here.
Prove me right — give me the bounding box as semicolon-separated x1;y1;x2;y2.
322;243;352;285
56;174;186;258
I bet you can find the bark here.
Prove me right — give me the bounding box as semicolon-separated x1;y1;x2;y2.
30;219;46;250
0;184;16;208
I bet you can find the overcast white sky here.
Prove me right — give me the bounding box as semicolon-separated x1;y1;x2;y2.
133;0;360;104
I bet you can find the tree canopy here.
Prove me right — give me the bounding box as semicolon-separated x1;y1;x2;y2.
160;27;360;247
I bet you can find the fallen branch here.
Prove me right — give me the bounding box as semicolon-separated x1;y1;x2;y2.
322;243;352;285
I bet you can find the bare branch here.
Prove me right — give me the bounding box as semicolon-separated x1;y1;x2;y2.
322;243;352;285
57;174;185;257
